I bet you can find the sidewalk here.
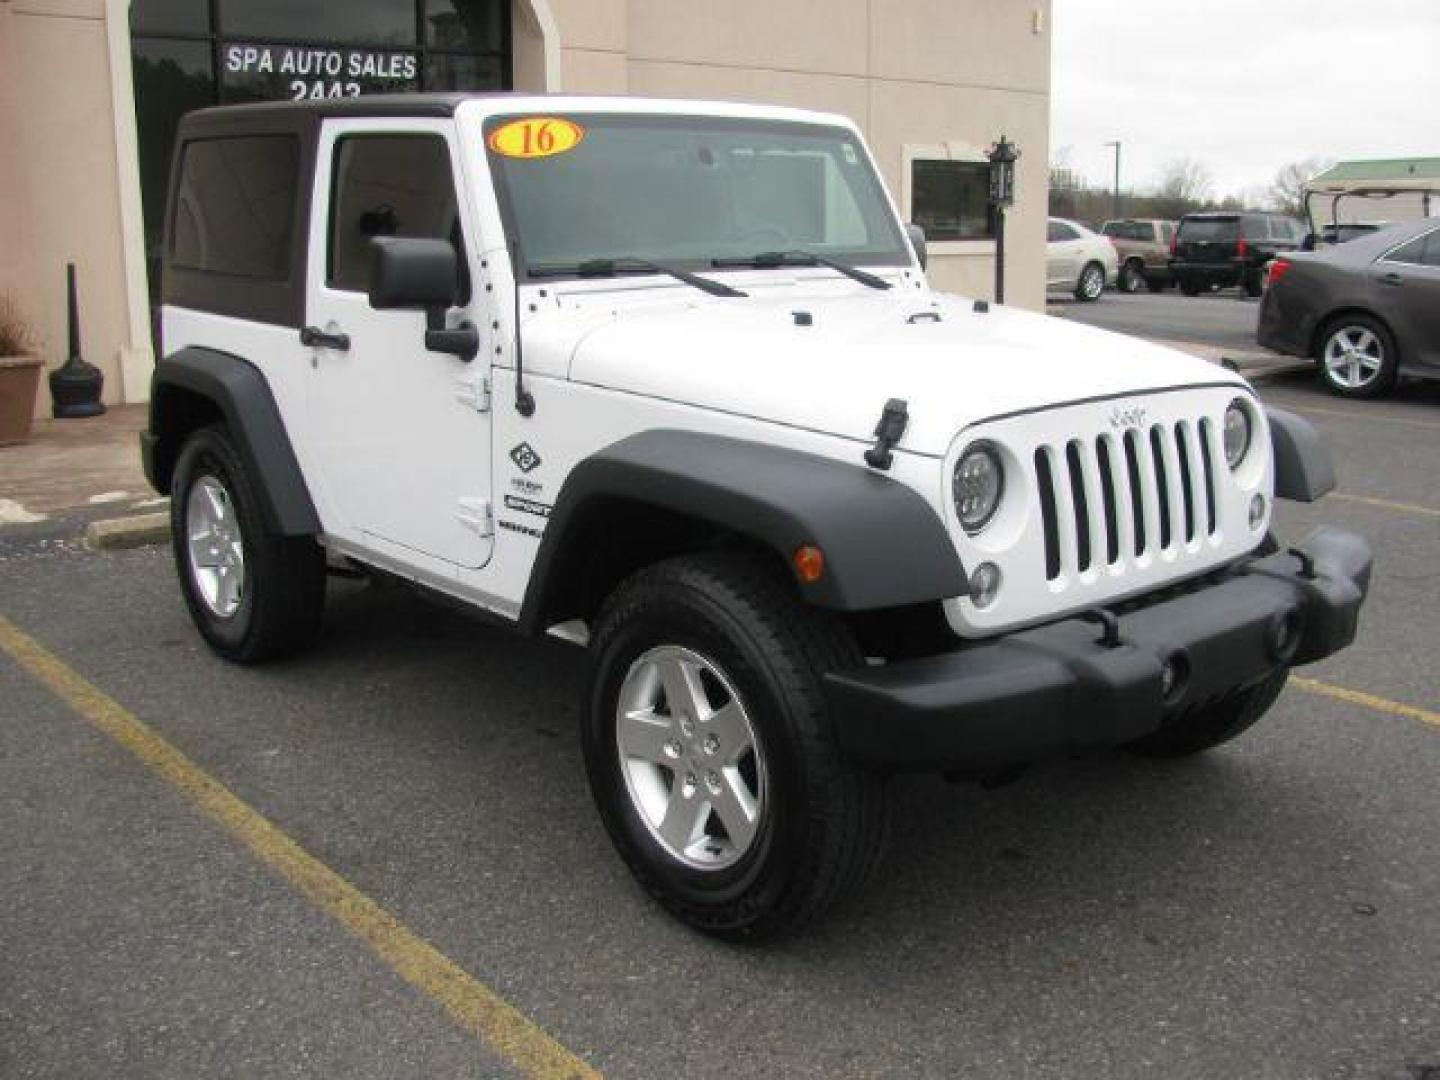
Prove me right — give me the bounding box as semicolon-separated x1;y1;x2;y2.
0;405;156;525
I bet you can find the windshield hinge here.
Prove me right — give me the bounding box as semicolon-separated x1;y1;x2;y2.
455;373;491;413
456;498;493;538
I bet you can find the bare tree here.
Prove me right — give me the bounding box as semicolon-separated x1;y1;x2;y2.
1269;157;1332;218
1156;157;1213;202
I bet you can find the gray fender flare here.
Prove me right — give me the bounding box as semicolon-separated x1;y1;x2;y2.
517;430;967;633
145;347;320;536
1267;407;1335;502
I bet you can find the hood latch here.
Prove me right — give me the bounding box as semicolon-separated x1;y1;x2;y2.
864;398;909;471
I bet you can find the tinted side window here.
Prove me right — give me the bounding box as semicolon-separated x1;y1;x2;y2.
328;134;462;293
1242;216;1271;239
1384;231;1440;267
1048;221;1078;242
911;160;994;241
171;136;299;279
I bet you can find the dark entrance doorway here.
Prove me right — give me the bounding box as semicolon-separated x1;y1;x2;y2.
130;0;511;316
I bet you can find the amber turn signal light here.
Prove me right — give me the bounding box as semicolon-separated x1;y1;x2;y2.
793;544;825;583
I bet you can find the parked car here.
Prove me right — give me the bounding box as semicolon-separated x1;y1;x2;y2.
1047;217;1117;301
1170;211;1306;297
1101;218;1177;292
1258;219;1440;398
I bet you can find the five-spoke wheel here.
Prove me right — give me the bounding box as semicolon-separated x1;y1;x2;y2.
185;475;246;618
1317;316;1396;399
616;645;765;870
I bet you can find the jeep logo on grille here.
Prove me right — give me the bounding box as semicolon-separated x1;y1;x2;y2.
1109;406;1147;429
510;442;542;473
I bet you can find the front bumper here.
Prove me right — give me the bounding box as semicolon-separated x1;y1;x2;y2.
825;527;1371;772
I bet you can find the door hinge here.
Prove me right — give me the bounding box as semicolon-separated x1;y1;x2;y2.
456;498;493;538
455;373;491;413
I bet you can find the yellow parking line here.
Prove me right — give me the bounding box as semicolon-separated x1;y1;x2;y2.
1292;675;1440;729
0;614;600;1080
1327;492;1440;519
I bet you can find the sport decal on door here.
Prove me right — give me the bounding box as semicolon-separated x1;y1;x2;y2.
487;118;585;159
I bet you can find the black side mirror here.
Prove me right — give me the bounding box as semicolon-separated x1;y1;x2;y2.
368;237;478;361
369;237;459;309
905;223;928;270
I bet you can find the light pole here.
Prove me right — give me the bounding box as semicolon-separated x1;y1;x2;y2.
1104;140;1122;221
987;134;1019;305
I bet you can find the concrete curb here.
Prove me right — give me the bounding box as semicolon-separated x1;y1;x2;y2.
86;512;171;551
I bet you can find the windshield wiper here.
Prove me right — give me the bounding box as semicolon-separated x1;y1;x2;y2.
711;250;892;290
527;256;746;298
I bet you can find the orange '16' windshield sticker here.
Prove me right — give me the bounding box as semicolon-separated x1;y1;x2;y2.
488;117;585;159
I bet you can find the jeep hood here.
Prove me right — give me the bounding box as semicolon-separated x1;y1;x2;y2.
551;289;1242;457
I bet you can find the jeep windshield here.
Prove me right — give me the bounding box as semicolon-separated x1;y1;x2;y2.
485;113;910;283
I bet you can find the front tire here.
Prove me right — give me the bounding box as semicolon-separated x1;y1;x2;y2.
582;553;889;939
1128;669;1288;757
1316;315;1397;399
170;424;326;663
1074;261;1106;301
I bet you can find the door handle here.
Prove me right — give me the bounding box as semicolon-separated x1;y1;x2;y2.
300;325;351;350
1379;272;1404;287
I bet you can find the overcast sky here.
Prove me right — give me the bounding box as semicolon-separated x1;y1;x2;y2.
1050;0;1440;203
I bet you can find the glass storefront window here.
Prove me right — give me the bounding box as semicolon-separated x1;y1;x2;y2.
425;0;504;52
219;0;417;47
131;38;215;292
131;0;509;315
130;0;210;36
423;53;503;92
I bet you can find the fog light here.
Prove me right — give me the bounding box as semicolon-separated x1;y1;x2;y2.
1249;493;1266;530
969;562;1002;609
1159;651;1190;705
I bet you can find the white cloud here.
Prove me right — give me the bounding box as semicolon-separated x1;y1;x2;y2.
1051;0;1440;201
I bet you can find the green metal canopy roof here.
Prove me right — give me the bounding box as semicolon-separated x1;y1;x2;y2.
1308;157;1440;191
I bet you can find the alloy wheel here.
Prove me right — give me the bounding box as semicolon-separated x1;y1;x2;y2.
615;645;766;870
1323;326;1384;390
185;474;246;618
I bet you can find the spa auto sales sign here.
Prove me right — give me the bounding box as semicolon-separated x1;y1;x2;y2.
224;44;418;101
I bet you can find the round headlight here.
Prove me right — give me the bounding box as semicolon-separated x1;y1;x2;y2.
1223;400;1252;469
954;442;1004;533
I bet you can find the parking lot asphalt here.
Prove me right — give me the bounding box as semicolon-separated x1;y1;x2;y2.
1054;290;1265;356
2;374;1437;1079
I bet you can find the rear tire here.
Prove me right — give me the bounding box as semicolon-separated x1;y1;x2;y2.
170;424;326;663
1144;273;1167;294
1243;269;1265;298
1316;314;1398;399
1118;260;1146;294
1129;669;1288;757
582;552;889;939
1179;276;1202;296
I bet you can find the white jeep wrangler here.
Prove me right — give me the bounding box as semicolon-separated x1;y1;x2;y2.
143;94;1371;938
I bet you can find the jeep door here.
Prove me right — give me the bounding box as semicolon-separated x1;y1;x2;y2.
303;121;494;570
